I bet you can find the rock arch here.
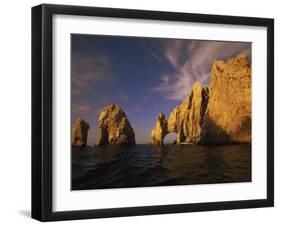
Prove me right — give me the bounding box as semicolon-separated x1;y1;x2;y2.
151;82;209;146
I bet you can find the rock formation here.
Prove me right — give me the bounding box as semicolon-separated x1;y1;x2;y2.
72;118;90;147
151;54;251;145
167;82;209;144
96;104;136;146
201;54;251;143
151;113;168;146
151;82;209;145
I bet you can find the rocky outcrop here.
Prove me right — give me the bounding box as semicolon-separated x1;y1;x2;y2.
151;54;251;145
151;82;209;145
201;54;251;143
72;118;90;147
96;104;136;146
168;82;209;144
151;113;168;146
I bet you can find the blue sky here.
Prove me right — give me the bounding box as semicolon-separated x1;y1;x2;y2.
71;34;251;144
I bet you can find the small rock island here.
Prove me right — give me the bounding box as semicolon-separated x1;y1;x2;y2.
72;118;90;147
96;104;136;146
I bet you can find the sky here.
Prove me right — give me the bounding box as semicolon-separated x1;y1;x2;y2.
71;34;251;145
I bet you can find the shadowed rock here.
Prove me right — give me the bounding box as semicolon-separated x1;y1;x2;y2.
72;118;90;147
96;104;136;146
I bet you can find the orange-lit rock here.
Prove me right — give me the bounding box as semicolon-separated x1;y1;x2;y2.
151;82;209;145
151;112;168;146
96;104;136;146
167;82;209;144
151;54;251;145
201;54;251;143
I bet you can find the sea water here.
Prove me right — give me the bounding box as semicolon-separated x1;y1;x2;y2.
72;144;251;190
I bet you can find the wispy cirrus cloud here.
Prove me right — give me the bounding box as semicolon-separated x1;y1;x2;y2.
71;53;112;95
141;40;165;63
152;40;251;100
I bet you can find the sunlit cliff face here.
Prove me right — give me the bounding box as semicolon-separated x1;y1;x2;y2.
151;54;251;145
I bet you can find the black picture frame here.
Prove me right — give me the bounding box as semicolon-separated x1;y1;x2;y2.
32;3;274;222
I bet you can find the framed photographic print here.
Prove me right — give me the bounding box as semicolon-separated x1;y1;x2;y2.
32;4;274;221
